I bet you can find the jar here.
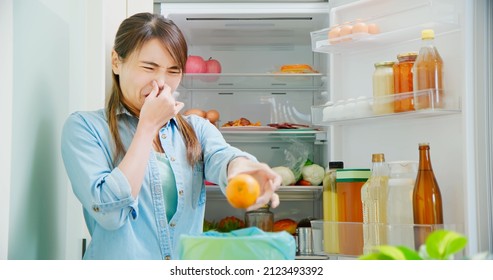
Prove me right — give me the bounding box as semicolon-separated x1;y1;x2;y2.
245;205;274;232
335;169;371;256
372;61;395;115
393;52;418;112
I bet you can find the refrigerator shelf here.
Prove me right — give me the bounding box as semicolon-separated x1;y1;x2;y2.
311;89;461;126
311;0;460;54
310;220;464;258
205;185;322;201
180;73;325;90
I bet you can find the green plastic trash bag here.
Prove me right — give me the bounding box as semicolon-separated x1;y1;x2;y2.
178;227;296;260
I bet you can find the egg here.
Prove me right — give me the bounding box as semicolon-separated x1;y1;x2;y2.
328;26;341;44
352;21;368;34
184;108;206;118
368;23;380;34
206;109;220;123
339;24;353;41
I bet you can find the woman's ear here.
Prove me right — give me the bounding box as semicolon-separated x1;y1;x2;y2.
111;50;121;75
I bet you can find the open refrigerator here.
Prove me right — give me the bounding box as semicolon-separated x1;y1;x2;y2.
157;0;491;259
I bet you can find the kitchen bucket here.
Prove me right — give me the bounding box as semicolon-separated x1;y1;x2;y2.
178;227;296;260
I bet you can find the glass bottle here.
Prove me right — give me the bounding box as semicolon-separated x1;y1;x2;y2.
361;153;390;255
372;61;395;115
393;52;418;112
412;29;444;110
322;161;344;254
245;204;274;232
413;143;443;249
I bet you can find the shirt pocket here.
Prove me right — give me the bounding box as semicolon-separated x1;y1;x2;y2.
191;161;206;208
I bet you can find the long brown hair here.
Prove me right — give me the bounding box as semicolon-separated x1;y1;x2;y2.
106;12;201;165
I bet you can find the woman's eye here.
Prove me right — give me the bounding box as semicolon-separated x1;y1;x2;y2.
143;67;154;71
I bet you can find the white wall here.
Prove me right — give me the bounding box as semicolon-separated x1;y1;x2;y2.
2;0;151;260
0;0;14;260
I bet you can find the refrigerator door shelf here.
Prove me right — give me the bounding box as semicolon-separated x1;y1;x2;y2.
311;89;461;126
311;0;461;54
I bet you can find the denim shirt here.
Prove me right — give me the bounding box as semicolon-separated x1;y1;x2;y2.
61;108;256;260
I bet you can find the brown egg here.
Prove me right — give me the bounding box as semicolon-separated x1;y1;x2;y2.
184;108;206;118
352;21;368;34
328;26;341;44
339;24;353;41
206;109;220;123
368;23;380;34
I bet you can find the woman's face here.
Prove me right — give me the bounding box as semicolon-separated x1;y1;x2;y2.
112;38;182;111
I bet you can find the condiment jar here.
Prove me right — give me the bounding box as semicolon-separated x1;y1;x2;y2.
393;52;418;112
372;61;395;115
245;205;274;232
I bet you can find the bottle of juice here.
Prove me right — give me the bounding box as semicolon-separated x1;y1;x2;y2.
361;153;389;255
322;161;344;254
412;29;444;110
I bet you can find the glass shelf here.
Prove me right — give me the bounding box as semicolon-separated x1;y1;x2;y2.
311;89;461;126
180;73;325;90
311;0;460;54
205;185;323;201
310;220;464;258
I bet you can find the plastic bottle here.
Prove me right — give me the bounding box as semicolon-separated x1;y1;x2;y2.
372;61;395;115
387;161;418;248
361;153;389;255
412;29;444;110
322;161;344;254
393;52;418;112
336;168;371;256
413;143;443;249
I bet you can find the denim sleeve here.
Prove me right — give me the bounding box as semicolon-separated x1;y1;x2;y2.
61;112;138;230
193;116;258;190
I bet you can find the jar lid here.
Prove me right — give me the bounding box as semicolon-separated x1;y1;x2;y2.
336;169;371;182
374;61;395;67
397;52;418;60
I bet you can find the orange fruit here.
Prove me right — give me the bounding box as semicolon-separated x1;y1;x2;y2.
225;174;260;209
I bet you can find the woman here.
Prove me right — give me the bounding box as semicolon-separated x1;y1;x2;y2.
61;12;281;260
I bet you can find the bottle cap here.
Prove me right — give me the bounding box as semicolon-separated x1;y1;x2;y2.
372;153;385;162
329;161;344;169
374;61;395;68
421;29;435;40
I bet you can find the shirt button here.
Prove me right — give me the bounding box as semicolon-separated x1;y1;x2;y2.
161;134;167;139
165;255;171;260
170;222;176;228
92;206;100;212
178;190;184;196
170;156;176;162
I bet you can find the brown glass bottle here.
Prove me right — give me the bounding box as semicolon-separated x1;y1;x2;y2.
412;143;443;249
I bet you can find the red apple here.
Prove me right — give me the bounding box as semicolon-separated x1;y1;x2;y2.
185;55;206;73
205;57;222;73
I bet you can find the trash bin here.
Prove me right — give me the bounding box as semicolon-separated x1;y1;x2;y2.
178;227;296;260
